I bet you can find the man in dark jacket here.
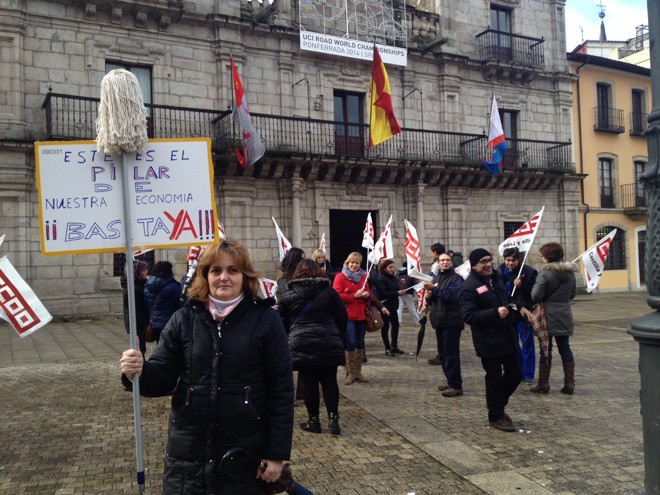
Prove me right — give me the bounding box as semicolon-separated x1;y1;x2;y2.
424;253;464;397
427;242;446;365
498;247;538;383
458;248;522;432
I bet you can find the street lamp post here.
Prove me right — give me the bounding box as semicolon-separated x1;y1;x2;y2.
627;2;660;494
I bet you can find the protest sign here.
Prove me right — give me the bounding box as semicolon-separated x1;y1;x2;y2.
36;139;218;255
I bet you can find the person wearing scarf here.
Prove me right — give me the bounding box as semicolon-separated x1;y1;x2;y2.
121;240;294;494
333;251;381;384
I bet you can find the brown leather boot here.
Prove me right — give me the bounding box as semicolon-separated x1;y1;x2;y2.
530;361;551;394
560;362;575;394
344;351;355;385
353;349;369;383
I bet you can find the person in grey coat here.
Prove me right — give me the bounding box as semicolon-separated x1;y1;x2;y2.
527;242;578;395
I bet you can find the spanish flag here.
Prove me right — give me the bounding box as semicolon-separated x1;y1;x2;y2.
369;46;401;148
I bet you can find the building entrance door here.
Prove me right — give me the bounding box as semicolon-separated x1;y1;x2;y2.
329;209;378;270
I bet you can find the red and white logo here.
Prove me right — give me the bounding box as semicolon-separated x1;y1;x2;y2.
476;285;489;295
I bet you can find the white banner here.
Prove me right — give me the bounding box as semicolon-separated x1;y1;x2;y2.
582;229;617;293
362;212;374;250
0;256;52;338
404;219;422;272
272;217;292;262
367;215;393;264
454;260;472;280
300;31;407;66
498;207;545;256
259;278;278;299
36;139;218;255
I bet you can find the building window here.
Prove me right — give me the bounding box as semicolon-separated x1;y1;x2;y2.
333;91;364;157
596;227;626;270
105;62;153;133
500;109;520;167
490;5;512;60
595;83;624;133
503;221;523;239
598;158;614;208
113;251;155;277
631;89;646;135
634;160;646;207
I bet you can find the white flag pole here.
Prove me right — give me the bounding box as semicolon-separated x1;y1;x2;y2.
510;248;531;298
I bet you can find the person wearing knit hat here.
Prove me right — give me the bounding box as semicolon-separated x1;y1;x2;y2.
458;248;522;432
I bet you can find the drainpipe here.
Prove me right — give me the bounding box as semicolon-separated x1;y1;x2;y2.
576;57;590;251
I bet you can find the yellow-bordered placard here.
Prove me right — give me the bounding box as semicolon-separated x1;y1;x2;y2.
35;138;218;256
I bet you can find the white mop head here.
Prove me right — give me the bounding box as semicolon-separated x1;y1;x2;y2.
96;69;148;155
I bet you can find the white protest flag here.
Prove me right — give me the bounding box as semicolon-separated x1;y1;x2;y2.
272;217;292;262
454;260;472;280
319;232;326;253
404;219;422;272
0;235;4;249
258;278;278;299
187;246;205;270
367;215;393;264
218;222;226;240
498;206;545;256
362;213;374;250
0;256;52;338
581;229;617;293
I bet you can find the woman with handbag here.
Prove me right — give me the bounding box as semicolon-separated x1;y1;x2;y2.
528;242;578;395
120;239;294;494
333;252;385;385
144;261;181;344
374;259;406;357
278;259;348;435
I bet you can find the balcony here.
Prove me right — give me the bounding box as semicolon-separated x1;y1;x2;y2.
43;92;574;186
594;106;625;133
630;112;648;136
621;183;647;219
475;30;544;83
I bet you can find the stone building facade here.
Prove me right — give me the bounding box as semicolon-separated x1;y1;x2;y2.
0;0;578;317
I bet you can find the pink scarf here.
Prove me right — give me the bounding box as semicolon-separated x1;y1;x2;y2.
206;293;243;323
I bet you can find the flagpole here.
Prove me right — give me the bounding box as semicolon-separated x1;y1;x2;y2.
367;44;376;152
511;248;531;298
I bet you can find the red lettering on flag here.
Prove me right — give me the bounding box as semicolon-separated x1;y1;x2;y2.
509;215;540;238
596;238;612;264
0;271;41;335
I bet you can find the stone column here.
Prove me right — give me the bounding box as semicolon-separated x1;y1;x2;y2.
627;2;660;493
291;178;303;248
416;183;425;247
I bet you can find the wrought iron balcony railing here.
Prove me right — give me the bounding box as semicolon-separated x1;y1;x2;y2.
43;92;574;173
42;91;230;147
475;29;545;68
594;106;625;133
630;112;648;136
621;183;647;209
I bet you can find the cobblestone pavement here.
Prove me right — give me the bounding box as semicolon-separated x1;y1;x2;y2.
0;292;648;494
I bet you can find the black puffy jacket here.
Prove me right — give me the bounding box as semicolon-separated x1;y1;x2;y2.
373;271;401;313
132;295;294;495
278;277;347;370
458;270;518;358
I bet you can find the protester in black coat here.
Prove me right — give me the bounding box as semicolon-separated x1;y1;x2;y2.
458;248;522;433
374;259;405;356
425;253;464;397
122;260;150;355
144;261;181;344
121;240;294;495
278;260;348;434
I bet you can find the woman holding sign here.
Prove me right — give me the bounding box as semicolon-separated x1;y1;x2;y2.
120;240;294;494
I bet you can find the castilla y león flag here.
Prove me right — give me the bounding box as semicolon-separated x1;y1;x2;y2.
582;229;617;293
231;56;265;167
404;219;422;272
0;256;52;338
368;46;401;148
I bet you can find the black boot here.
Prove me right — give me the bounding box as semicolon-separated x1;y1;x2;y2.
328;413;341;435
300;416;321;433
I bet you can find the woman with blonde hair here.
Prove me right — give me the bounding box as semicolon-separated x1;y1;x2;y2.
332;251;380;384
120;239;294;494
311;249;335;280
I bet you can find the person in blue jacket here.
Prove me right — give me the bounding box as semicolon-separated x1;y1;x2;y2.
144;261;181;344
